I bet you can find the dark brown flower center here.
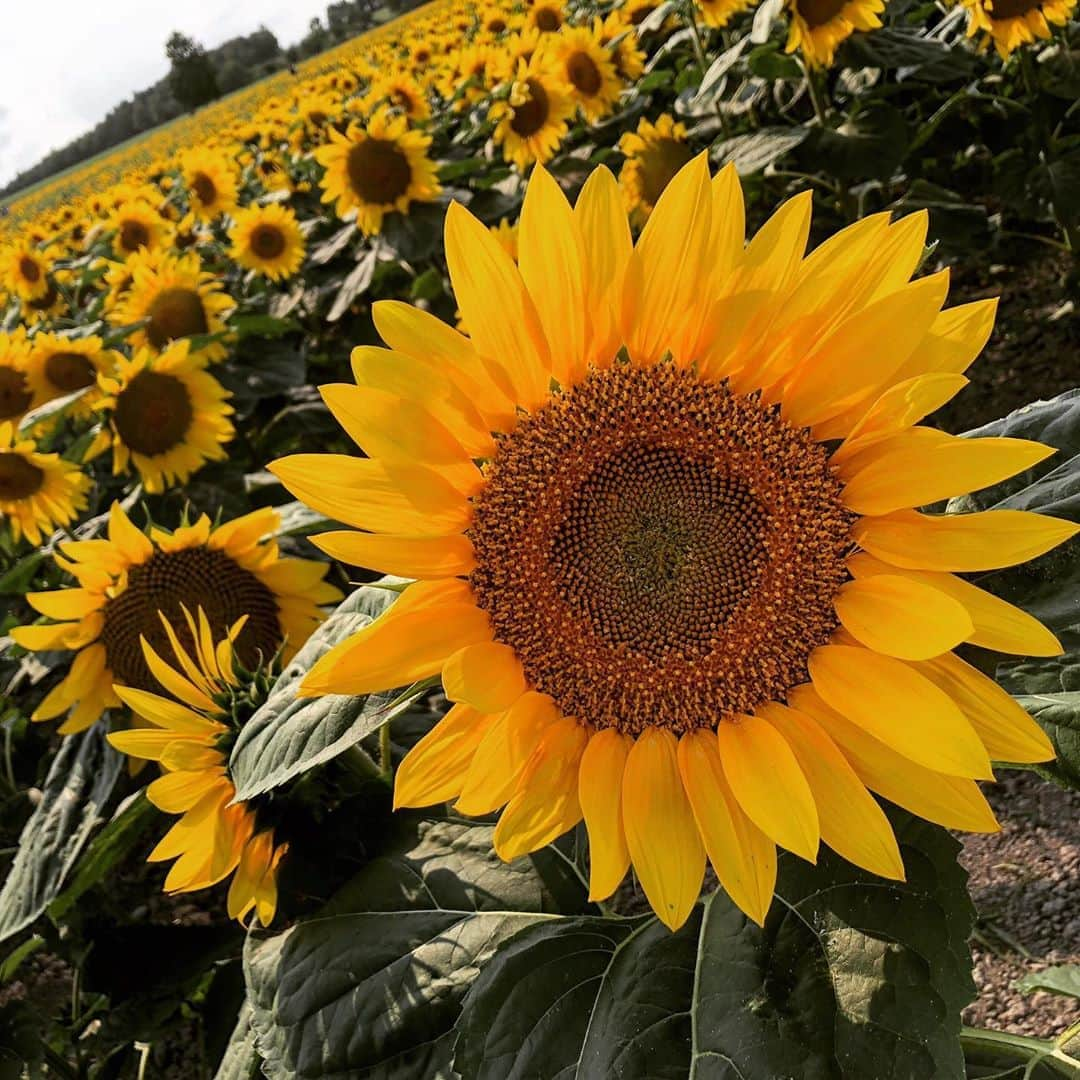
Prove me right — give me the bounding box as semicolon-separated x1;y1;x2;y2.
987;0;1040;17
191;172;217;207
346;137;413;204
487;15;508;31
119;219;151;253
249;223;287;260
638;137;696;208
18;256;40;284
147;287;209;349
796;0;848;27
468;363;853;734
100;546;282;690
113;370;193;457
308;111;328;127
0;451;44;500
534;6;561;30
0;366;32;420
26;281;59;312
511;79;551;137
629;2;656;25
566;51;603;96
45;351;96;394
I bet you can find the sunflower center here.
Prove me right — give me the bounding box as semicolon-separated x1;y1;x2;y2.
119;219;151;253
100;546;282;691
19;256;40;283
987;0;1040;17
45;351;96;394
488;16;508;31
534;6;561;30
566;51;603;96
346;138;413;204
511;79;551;137
0;366;32;420
0;451;44;500
191;172;217;207
638;138;696;208
249;223;287;260
796;0;848;26
468;362;853;735
309;110;328;127
26;282;58;312
629;2;656;24
147;287;209;348
112;370;193;457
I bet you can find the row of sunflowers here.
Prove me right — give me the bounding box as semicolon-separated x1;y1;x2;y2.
1;0;1079;1074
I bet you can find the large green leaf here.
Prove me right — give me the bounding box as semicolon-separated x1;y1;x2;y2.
0;724;123;944
230;584;420;801
1015;964;1080;999
214;1001;263;1080
454;812;976;1080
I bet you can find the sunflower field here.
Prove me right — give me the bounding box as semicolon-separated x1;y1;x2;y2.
1;0;1079;1074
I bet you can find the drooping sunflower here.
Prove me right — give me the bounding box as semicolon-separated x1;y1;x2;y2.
12;502;340;734
109;607;288;926
108;200;173;259
1;242;49;304
181;148;239;221
619;114;695;220
271;159;1072;931
110;251;234;363
490;59;576;171
95;340;235;494
227;204;306;282
547;25;624;122
27;332;117;420
785;0;885;68
314;111;441;236
960;0;1076;56
0;421;91;546
0;331;34;425
696;0;756;27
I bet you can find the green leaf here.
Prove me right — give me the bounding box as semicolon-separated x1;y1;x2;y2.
16;386;91;434
231;313;301;340
747;41;802;80
308;222;357;266
453;812;975;1079
1016;965;1080;999
214;1001;264;1080
0;550;45;595
711;127;809;175
893;181;993;254
0;935;44;983
230;584;419;801
837;28;976;82
0;724;123;944
327;247;378;322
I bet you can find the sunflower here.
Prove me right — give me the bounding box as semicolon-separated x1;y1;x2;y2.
228;204;306;282
271;158;1073;932
696;0;756;27
314;111;441;237
108;200;173;259
960;0;1076;56
598;12;646;79
27;332;116;420
0;421;90;546
547;24;624;122
0;331;34;425
20;277;67;327
111;251;234;363
96;340;235;494
785;0;885;68
1;242;49;304
365;71;432;122
11;501;340;734
528;0;565;33
181;149;239;221
619;114;695;220
109;607;288;926
490;60;576;171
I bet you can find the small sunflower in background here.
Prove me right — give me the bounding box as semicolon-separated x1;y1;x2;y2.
598;12;647;80
253;153;291;193
109;607;288;926
0;331;34;425
107;200;173;259
785;0;886;68
490;59;575;171
695;0;757;27
619;113;695;220
314;111;441;236
960;0;1077;56
228;204;306;282
112;251;234;363
548;24;624;122
180;148;239;221
0;422;91;546
365;70;432;122
12;502;340;734
27;332;117;420
95;340;235;494
527;0;565;33
20;276;67;327
1;242;50;304
273;159;1071;932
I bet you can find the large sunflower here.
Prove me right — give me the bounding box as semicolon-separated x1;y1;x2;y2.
109;608;288;926
314;111;441;236
960;0;1076;56
0;421;90;546
0;331;34;425
227;203;306;282
96;340;235;494
785;0;885;68
110;252;234;363
619;113;695;220
12;502;340;734
27;331;117;420
490;59;576;171
271;159;1073;931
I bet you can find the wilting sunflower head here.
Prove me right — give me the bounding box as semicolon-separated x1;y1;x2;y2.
0;421;91;547
95;340;235;494
227;203;306;282
490;59;575;172
271;156;1075;932
960;0;1077;57
108;607;287;926
314;111;442;236
26;331;116;421
618;113;694;220
11;502;341;735
181;148;240;221
784;0;885;68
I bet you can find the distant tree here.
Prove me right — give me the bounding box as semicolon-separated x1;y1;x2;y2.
166;31;220;112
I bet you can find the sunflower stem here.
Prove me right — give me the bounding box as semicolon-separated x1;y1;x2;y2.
378;722;393;782
803;64;829;128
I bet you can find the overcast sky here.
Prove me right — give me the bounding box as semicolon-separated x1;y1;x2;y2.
0;0;333;187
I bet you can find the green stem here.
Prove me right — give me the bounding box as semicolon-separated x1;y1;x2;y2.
378;722;393;781
803;63;829;127
340;744;382;784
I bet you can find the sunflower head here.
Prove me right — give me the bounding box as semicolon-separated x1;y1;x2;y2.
960;0;1077;56
228;203;306;282
784;0;886;68
27;332;116;420
181;149;239;221
108;200;173;258
619;113;695;220
490;59;576;171
2;242;50;304
0;330;34;424
548;24;624;122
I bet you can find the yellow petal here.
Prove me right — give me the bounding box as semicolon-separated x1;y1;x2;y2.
311;530;475;578
442;641;527;714
493;717;587;861
108;728;204;761
833;575;973;660
621;728;704;931
148;768;226;813
808;644;993;778
677;729;776;926
890;298;998;384
25;589;101;621
12;621;83;652
113;685;223;734
716;715;819;861
107;502;153;563
733;190;812;295
141;638;217;713
853;509;1080;572
709;162;745;286
578;729;632;902
759;703;904;880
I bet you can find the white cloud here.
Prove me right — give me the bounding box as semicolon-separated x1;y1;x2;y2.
0;0;331;187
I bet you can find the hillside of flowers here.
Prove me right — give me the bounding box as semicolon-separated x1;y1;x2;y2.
1;0;1079;1075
